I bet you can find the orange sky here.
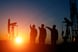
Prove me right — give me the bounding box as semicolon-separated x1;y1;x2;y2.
0;0;65;44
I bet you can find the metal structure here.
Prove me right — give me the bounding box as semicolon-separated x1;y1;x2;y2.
62;17;72;42
70;0;78;41
8;18;17;39
62;0;78;42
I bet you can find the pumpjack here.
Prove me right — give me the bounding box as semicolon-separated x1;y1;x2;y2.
8;18;17;39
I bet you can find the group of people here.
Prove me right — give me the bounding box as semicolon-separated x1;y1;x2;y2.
30;24;58;45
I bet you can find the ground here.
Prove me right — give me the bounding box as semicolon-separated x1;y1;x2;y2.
0;40;78;52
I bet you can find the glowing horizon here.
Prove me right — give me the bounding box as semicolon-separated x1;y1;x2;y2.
0;7;52;44
0;0;74;44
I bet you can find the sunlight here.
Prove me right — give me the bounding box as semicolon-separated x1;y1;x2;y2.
9;35;29;49
15;37;23;44
14;34;29;46
14;35;25;46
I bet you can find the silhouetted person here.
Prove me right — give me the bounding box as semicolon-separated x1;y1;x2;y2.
30;24;37;44
46;25;58;51
39;24;47;44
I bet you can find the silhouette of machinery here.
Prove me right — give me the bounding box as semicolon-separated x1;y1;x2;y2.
62;17;72;42
62;0;78;42
8;18;17;39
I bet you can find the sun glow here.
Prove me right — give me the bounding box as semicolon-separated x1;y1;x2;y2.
15;37;23;44
9;34;29;49
14;34;29;46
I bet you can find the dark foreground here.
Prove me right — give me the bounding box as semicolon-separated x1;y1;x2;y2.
0;40;78;52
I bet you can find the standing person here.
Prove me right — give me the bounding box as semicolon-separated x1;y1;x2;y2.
46;25;58;51
30;24;37;44
39;24;47;44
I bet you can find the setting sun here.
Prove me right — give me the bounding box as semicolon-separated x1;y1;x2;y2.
13;34;29;45
15;37;23;44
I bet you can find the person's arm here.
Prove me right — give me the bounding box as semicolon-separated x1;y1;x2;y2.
46;26;52;31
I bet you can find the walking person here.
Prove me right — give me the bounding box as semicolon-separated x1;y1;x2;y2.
39;24;47;44
46;25;58;51
30;24;37;44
